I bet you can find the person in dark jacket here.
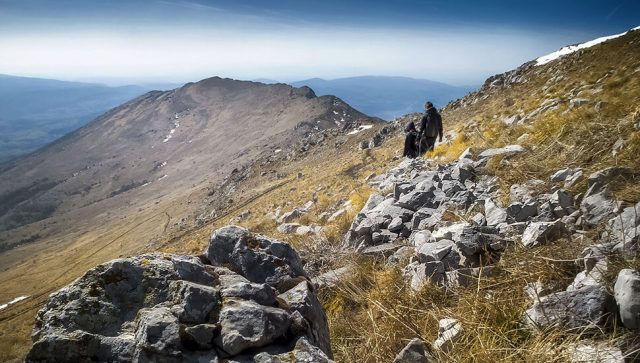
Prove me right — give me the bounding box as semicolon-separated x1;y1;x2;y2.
403;120;419;158
418;101;443;154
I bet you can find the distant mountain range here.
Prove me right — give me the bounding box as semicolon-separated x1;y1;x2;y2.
290;76;476;120
0;75;179;163
0;74;473;163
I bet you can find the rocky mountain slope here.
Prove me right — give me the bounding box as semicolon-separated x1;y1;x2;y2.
0;77;380;362
0;74;155;163
3;27;640;362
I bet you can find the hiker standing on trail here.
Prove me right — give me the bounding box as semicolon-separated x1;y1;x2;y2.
418;101;443;154
402;120;419;158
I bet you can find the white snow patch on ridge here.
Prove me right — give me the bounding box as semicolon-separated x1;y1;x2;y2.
347;125;373;135
536;26;640;65
0;295;29;310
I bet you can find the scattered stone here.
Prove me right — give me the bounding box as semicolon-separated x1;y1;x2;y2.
523;285;613;330
614;269;640;330
278;223;301;234
580;190;619;226
311;267;351;289
506;202;538;222
433;318;462;353
478;145;525;159
485;198;508;226
408;261;445;290
361;242;405;257
521;220;569;248
393;338;430;363
571;342;624;363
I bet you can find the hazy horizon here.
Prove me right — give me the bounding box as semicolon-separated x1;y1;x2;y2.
1;0;639;86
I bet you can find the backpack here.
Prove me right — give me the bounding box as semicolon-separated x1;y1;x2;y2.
423;110;441;137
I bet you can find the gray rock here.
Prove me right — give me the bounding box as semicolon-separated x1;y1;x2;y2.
433;318;462;353
569;98;589;108
521;220;569;248
445;266;497;289
170;280;220;324
478;145;525;159
580;190;619;226
613;269;640;330
410;230;433;248
510;179;545;204
523;285;613;330
408;261;445;290
571;342;624;363
457;226;502;256
416;239;455;262
184;324;217;349
506;202;538;222
277;209;304;224
566;260;607;292
134;307;182;359
371;230;399;245
27;227;332;363
311;267;350;289
248;337;334;363
471;213;487;226
393;338;430;363
396;190;436;211
215;299;291;356
431;223;469;242
550;168;575;182
207;226;305;291
277;223;301;234
278;281;332;357
220;274;277;306
171;255;217;286
361;242;404;257
388;216;405;232
485;198;508;226
609;202;640;253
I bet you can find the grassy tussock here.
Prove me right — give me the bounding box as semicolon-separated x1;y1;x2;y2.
325;233;640;362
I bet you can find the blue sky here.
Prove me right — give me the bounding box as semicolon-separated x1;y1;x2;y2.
0;0;638;85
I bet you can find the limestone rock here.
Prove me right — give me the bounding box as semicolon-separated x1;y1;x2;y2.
393;338;430;363
433;318;462;353
27;226;332;363
478;145;525;159
613;269;640;330
215;299;291;356
521;220;569;248
485;198;508;226
206;226;305;291
523;285;613;330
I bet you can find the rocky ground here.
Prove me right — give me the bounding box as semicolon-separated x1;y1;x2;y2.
26;226;332;362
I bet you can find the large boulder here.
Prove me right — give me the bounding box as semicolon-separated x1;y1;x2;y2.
27;226;333;362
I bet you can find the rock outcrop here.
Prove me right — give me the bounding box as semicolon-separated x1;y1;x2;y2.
26;226;333;363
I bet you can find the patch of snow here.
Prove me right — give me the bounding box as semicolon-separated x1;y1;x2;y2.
274;149;282;153
333;110;339;115
163;135;172;143
0;296;29;310
536;26;640;65
347;124;374;135
141;182;151;187
158;174;168;181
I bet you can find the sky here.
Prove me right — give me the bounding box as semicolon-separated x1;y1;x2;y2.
0;0;639;86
